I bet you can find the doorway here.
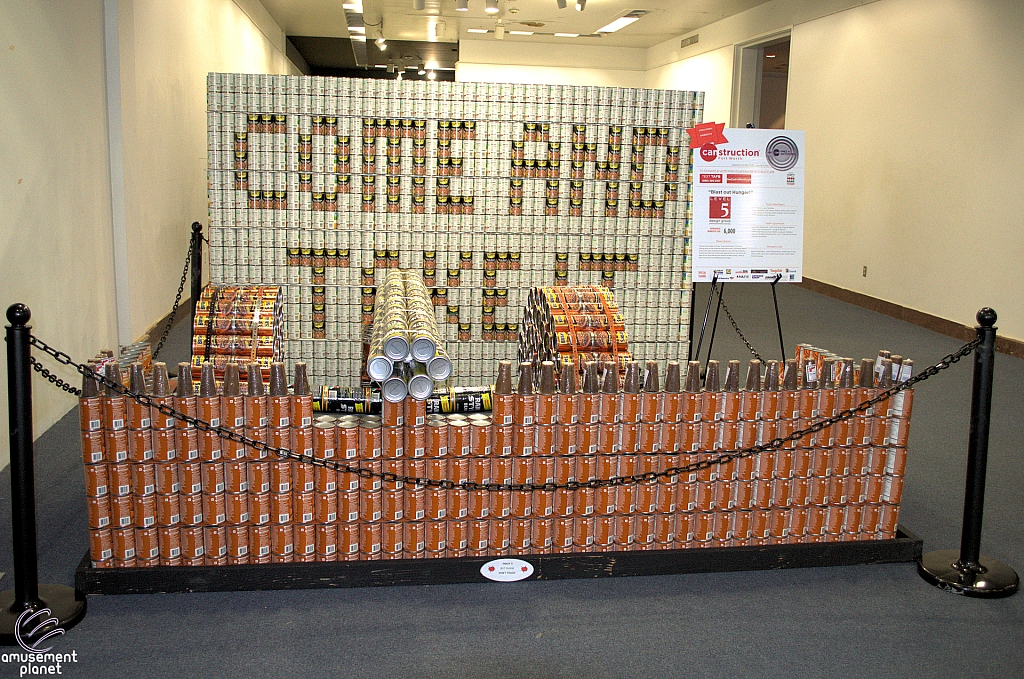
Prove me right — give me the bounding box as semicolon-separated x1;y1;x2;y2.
731;33;791;129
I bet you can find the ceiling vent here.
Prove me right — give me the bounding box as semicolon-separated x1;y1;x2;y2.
680;34;699;49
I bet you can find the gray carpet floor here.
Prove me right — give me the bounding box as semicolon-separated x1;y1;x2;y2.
0;283;1021;678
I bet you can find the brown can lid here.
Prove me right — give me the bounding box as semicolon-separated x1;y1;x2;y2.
199;362;218;397
683;361;701;393
723;360;740;392
559;360;577;395
223;363;241;396
858;359;875;388
293;362;311;396
82;362;100;398
102;361;122;397
704;360;721;392
128;363;146;395
494;361;513;395
601;362;619;394
762;360;780;392
782;359;799;390
821;358;836;389
269;362;288;396
539;361;556;395
151;362;169;397
643;361;659;393
246;364;266;396
623;361;641;394
176;362;193;397
664;361;681;393
517;362;535;395
582;361;601;394
744;360;761;391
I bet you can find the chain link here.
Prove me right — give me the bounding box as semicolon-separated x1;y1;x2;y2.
28;355;82;396
28;332;981;492
717;292;765;364
152;229;201;360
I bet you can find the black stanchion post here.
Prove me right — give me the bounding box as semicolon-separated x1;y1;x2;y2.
190;222;203;345
771;274;786;362
918;308;1019;598
0;305;86;645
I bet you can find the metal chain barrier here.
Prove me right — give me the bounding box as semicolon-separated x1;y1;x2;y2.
718;292;765;365
152;229;202;360
28;332;980;492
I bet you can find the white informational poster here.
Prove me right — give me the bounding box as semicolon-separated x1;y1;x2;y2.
691;128;805;283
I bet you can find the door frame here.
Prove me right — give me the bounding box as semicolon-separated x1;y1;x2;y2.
730;29;791;129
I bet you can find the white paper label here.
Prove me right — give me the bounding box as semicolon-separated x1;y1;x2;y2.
481;558;534;582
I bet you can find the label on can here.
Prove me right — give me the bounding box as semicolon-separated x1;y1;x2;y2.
480;558;534;582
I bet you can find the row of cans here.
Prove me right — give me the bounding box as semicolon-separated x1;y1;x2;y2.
90;501;896;568
190;285;283;384
83;465;909;531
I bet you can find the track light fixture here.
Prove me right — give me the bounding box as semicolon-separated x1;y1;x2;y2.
485;0;499;13
575;0;585;10
456;0;468;10
427;70;436;80
494;21;504;38
418;62;426;75
556;0;566;8
413;0;425;8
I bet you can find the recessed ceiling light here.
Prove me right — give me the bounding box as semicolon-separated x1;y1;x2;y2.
467;28;489;33
554;32;579;37
456;0;469;9
485;0;499;13
427;70;436;80
508;30;534;35
596;16;639;33
765;53;776;58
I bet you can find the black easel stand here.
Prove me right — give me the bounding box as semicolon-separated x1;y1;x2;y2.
0;305;86;645
918;308;1018;598
691;273;788;368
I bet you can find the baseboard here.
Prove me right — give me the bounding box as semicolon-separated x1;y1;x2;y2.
796;278;1024;360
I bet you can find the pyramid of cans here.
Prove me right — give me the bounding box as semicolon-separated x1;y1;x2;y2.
81;340;914;566
365;269;452;401
205;74;701;388
191;284;283;384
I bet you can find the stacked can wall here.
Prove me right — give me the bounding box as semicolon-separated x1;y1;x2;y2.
206;75;702;387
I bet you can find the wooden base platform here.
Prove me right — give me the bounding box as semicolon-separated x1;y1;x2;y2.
75;526;922;595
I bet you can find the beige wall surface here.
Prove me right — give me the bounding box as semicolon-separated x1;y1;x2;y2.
0;0;118;469
644;45;733;126
787;0;1024;340
117;0;299;342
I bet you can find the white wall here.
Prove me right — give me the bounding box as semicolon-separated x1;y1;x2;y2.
787;0;1024;340
644;46;733;126
117;0;299;341
457;40;645;87
0;0;119;468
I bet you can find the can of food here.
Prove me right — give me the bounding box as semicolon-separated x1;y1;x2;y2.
181;525;204;559
203;525;227;560
405;397;427;427
150;429;176;463
271;524;294;559
492;457;512;485
201;461;225;494
84;463;110;497
293;490;314;523
179;492;203;525
224;460;247;493
249;524;271;563
81;430;105;465
197;429;222;462
336;421;358;460
402;521;424;557
293;523;315;559
202;492;226;525
155;493;180;526
425;520;447;553
249;491;270;525
225;492;249;524
225;524;248;560
112;527;136;561
405;426;426;458
132;494;156;528
102;396;127;431
175;427;199;461
157;525;181;562
468;489;489;519
103;429;128;464
89;526;113;561
270;491;292;524
359;489;383;522
513;425;535;456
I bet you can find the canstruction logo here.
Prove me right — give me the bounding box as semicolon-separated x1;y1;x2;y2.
765;135;799;171
2;609;78;676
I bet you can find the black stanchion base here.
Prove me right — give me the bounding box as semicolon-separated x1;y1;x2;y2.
76;527;922;595
0;584;87;646
918;550;1019;598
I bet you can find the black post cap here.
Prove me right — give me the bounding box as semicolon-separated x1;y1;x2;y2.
192;222;203;232
6;303;30;325
977;307;997;327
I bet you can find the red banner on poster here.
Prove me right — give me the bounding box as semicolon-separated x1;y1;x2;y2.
685;122;728;148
